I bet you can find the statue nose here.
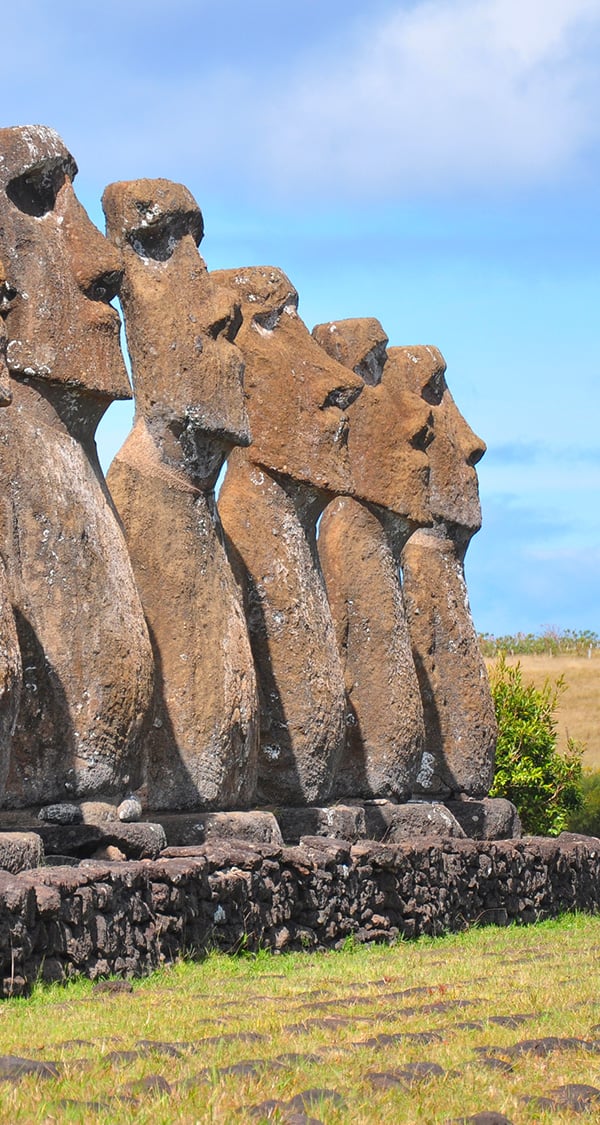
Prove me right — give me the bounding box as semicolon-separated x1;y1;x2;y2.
465;429;486;466
61;185;124;301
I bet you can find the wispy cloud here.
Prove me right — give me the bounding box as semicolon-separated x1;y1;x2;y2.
4;0;599;204
258;0;600;200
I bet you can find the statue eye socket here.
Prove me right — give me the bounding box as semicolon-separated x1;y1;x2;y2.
129;211;203;262
422;371;445;406
6;163;66;217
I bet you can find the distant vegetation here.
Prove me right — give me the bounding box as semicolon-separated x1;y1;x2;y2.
489;655;584;836
480;627;599;658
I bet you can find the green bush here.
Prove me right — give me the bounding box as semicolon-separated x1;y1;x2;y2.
567;771;600;837
489;655;584;836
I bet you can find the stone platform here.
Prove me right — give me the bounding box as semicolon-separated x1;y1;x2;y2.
0;798;522;871
0;832;598;996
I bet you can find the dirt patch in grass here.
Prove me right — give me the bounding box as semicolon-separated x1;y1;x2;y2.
0;915;598;1122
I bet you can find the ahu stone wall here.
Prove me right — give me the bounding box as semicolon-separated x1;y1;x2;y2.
0;834;598;996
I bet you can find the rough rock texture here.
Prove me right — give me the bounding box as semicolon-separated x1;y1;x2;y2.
0;127;154;807
311;317;389;385
316;333;495;801
215;267;363;805
387;346;484;533
386;346;496;797
0;831;43;873
358;799;466;841
102;180;258;811
275;804;368;844
318;498;424;799
401;528;497;797
445;797;522;841
0;258;14;404
30;820;166;860
313;318;430;799
313;319;432;529
0;834;598;992
221;460;347;805
0;260;21;793
156;810;284;847
212;268;363;495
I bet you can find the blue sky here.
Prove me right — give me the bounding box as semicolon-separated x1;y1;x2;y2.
3;0;599;636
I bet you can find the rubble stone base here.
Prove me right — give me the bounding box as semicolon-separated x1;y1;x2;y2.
0;832;598;995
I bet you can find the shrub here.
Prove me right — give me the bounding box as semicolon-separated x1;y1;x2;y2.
567;770;600;837
489;655;584;836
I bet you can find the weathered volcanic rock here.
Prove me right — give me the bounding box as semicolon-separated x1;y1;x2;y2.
359;799;466;841
315;331;496;801
402;528;496;798
0;831;43;873
221;459;347;805
386;346;496;797
0;258;14;404
156;810;283;847
0;261;22;794
312;317;389;385
445;797;522;840
314;318;429;799
0;127;154;807
313;319;432;532
318;497;423;799
36;819;166;859
215;267;363;805
275;803;367;844
103;180;258;811
386;346;484;534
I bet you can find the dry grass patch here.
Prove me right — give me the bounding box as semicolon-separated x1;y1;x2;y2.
0;915;598;1122
485;653;600;769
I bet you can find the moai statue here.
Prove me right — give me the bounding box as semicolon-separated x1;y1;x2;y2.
0;261;21;790
313;319;430;799
214;268;364;806
0;126;154;808
102;179;259;810
387;346;497;797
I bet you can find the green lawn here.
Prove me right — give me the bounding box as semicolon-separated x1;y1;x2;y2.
0;914;598;1122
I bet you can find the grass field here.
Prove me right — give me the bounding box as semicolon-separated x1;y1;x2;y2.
0;916;598;1123
485;653;600;770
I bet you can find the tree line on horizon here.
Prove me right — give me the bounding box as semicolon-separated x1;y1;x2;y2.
479;627;599;658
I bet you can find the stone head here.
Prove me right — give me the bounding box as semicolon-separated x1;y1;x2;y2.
385;345;486;532
312;318;432;524
102;179;250;472
211;267;364;495
0;126;130;401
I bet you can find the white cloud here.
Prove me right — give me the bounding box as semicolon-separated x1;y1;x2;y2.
256;0;600;198
3;0;599;203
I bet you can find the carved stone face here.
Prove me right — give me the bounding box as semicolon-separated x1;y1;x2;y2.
211;267;364;495
102;179;250;454
385;345;486;532
0;126;130;399
312;318;432;523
